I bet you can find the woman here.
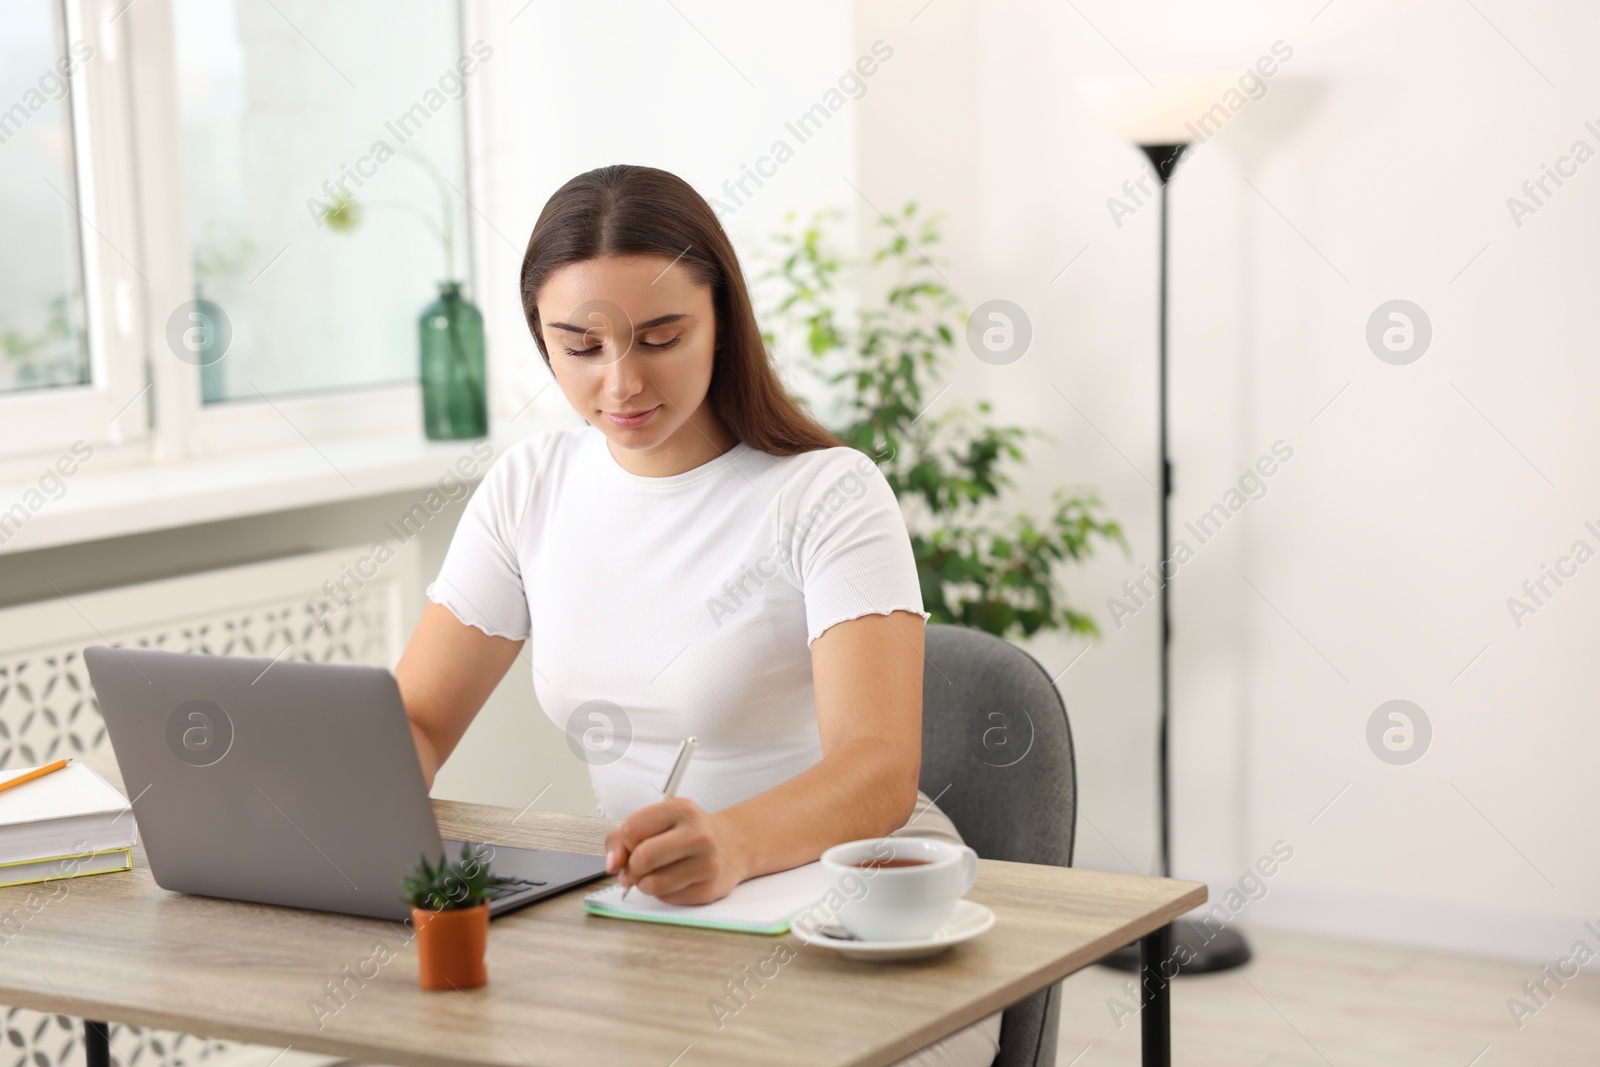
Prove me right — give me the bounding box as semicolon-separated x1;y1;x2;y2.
395;164;1001;1067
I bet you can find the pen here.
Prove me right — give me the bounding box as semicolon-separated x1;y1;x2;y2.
621;736;697;903
0;758;72;796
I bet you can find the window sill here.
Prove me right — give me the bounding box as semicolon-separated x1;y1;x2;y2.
0;417;573;556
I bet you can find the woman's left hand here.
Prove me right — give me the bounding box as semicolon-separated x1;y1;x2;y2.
603;797;746;905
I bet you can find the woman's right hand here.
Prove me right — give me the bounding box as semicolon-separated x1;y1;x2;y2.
603;797;748;905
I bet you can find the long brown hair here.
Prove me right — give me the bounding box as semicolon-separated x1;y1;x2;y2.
520;164;842;456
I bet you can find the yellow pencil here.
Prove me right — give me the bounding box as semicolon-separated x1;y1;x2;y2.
0;758;72;796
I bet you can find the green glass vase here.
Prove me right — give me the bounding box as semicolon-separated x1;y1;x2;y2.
419;281;488;440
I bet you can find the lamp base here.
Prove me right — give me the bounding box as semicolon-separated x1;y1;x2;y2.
1098;920;1251;975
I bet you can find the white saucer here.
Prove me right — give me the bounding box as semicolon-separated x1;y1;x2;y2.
792;900;996;961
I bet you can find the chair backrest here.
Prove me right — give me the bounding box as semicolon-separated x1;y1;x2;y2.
918;623;1077;1067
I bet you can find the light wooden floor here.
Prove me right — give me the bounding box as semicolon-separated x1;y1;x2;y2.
1054;924;1600;1066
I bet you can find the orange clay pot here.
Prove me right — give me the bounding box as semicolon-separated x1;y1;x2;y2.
412;902;489;991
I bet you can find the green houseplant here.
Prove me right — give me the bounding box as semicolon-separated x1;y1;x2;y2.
760;204;1127;641
400;841;519;990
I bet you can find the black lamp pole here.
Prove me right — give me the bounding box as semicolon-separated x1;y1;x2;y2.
1103;142;1251;976
1145;142;1183;889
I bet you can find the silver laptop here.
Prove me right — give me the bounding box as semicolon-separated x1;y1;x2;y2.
83;646;607;922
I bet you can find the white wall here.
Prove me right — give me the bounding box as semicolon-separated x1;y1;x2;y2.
855;0;1599;959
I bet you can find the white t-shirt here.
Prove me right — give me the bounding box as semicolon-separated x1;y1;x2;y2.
425;422;930;820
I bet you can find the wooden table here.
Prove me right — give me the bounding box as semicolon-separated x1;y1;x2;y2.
0;759;1205;1067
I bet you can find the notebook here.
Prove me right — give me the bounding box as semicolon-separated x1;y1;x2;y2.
0;847;132;889
0;762;138;871
584;860;829;935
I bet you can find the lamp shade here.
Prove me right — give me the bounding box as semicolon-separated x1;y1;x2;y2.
1075;73;1241;145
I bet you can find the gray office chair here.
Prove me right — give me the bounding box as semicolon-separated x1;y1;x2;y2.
918;623;1076;1067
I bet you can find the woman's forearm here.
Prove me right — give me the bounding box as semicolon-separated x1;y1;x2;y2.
714;737;920;880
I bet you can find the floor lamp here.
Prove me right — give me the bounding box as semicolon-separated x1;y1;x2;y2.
1078;79;1252;976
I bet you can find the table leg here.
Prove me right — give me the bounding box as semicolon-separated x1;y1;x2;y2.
1140;923;1172;1067
84;1019;110;1067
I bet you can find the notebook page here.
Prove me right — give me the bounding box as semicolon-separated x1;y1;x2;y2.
586;860;828;926
0;764;131;827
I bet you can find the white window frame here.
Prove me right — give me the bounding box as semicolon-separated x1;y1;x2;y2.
2;0;482;471
0;0;152;463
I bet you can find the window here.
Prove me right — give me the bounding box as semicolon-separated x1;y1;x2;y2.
0;2;90;396
0;0;480;465
169;0;470;404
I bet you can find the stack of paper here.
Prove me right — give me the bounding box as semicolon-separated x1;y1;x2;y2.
0;762;137;888
584;861;828;934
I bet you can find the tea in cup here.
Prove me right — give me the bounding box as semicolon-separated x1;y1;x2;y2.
817;836;979;941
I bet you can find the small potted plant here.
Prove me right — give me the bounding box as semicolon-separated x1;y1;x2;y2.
400;842;519;991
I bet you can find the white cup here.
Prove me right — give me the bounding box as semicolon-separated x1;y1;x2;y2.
815;836;980;942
